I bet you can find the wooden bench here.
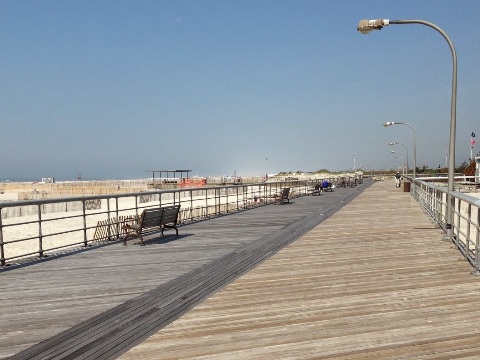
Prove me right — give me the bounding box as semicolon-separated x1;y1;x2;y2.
121;205;181;246
274;187;290;204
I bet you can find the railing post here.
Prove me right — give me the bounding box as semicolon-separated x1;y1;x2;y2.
466;203;472;259
475;210;480;274
236;186;239;211
106;198;113;240
0;208;5;266
205;189;208;218
114;199;120;239
38;204;44;257
82;200;88;247
190;189;194;221
436;189;442;226
455;199;461;249
226;187;229;213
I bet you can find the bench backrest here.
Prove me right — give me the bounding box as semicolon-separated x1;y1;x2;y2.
282;188;290;197
140;208;164;228
161;205;181;225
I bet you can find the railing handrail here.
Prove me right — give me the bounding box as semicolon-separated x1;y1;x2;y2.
0;182;285;208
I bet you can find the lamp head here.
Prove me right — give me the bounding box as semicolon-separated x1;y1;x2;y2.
357;19;390;34
391;151;396;153
389;142;397;146
383;121;395;127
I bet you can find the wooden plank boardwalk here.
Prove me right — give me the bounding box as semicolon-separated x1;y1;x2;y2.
0;180;368;359
3;179;480;359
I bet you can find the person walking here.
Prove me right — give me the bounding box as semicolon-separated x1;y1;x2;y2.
395;172;401;188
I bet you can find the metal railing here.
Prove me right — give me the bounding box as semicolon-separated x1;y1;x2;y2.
412;176;480;274
2;178;357;266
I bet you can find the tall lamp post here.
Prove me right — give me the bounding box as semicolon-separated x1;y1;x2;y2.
390;150;405;175
359;19;457;240
389;142;409;172
384;122;416;180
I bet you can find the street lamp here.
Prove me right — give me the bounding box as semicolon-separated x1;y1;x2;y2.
360;19;457;240
389;142;409;172
390;150;405;175
384;122;416;180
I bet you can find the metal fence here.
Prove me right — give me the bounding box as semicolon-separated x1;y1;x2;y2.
413;176;480;274
2;179;358;266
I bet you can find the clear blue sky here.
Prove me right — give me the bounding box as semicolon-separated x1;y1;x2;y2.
1;0;479;181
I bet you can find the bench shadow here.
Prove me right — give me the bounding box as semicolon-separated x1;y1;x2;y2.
143;233;193;245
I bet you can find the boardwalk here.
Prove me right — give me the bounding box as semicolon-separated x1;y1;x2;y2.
3;179;480;359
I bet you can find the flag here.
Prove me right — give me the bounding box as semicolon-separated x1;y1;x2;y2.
472;132;476;137
472;139;476;145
